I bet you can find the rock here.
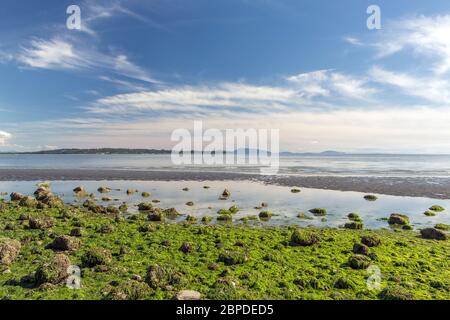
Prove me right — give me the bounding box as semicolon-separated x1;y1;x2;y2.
182;187;189;191
138;202;153;211
99;225;114;234
141;192;151;198
106;206;120;215
10;192;25;201
119;203;128;212
203;186;210;189
348;254;371;269
0;238;21;266
73;186;87;194
290;229;319;246
101;197;112;202
420;228;447;240
173;290;201;300
334;277;354;289
388;214;410;225
148;209;164;222
352;243;369;255
217;214;232;222
434;224;450;231
361;235;381;247
347;213;361;221
218;250;248;265
48;235;81;251
40;194;64;209
185;201;194;206
126;189;137;195
35;254;71;285
19;196;38;208
180;242;193;254
34;187;51;201
291;188;301;193
219;189;231;200
259;211;272;219
98;186;112;193
309;208;327;216
145;264;184;289
164;208;180;218
344;222;363;230
29;216;54;230
364;195;378;201
429;205;445;212
104;280;151;300
379;286;413;300
186;215;197;222
69;227;83;237
424;210;436;216
82;248;112;267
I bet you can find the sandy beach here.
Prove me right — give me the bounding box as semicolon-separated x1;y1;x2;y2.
1;168;450;199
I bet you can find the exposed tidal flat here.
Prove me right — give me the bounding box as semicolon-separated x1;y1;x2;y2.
0;181;449;300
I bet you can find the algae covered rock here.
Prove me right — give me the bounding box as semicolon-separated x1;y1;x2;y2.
420;228;447;240
309;208;327;216
290;229;319;246
0;238;21;266
388;214;410;225
138;202;153;211
145;264;185;289
19;196;38;208
29;216;54;230
363;195;378;201
35;254;71;285
344;221;363;230
218;250;248;265
348;254;371;270
98;186;112;193
48;235;81;251
379;286;413;300
10;192;25;201
429;205;445;212
361;235;381;247
104;280;151;300
82;248;112;267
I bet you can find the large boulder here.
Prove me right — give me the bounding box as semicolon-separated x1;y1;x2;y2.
420;228;447;240
35;254;71;285
0;238;21;266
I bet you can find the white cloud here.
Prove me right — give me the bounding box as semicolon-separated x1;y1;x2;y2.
17;37;159;83
374;15;450;74
369;66;450;104
0;130;11;145
344;37;363;46
287;70;376;99
87;82;299;114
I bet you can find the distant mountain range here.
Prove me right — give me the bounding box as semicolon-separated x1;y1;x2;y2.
0;148;347;156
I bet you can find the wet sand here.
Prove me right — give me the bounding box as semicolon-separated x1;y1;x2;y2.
1;168;450;199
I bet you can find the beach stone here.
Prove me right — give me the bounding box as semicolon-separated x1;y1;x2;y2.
69;227;83;237
35;254;71;285
219;189;231;200
0;238;21;266
420;228;447;240
73;186;86;194
388;214;410;225
126;189;138;195
185;201;194;206
344;222;363;230
48;235;81;251
141;192;150;198
173;290;201;300
10;192;25;201
164;208;180;218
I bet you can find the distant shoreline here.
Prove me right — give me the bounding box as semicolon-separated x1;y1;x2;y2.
1;168;450;199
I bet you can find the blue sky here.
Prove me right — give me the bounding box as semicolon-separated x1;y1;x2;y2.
1;0;450;153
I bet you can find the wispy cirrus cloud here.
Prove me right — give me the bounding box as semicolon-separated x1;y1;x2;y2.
17;37;159;84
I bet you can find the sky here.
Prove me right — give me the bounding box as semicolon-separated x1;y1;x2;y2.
1;0;450;153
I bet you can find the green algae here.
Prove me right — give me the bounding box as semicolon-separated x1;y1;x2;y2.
0;201;448;300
